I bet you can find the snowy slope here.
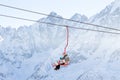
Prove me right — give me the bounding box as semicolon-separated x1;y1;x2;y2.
0;0;120;80
0;12;88;80
0;35;3;42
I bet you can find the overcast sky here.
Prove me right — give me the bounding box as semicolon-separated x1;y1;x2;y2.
0;0;115;28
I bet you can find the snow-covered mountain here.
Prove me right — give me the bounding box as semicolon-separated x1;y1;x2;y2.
0;0;120;80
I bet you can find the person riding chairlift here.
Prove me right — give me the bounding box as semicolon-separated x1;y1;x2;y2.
54;26;70;70
54;53;70;70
